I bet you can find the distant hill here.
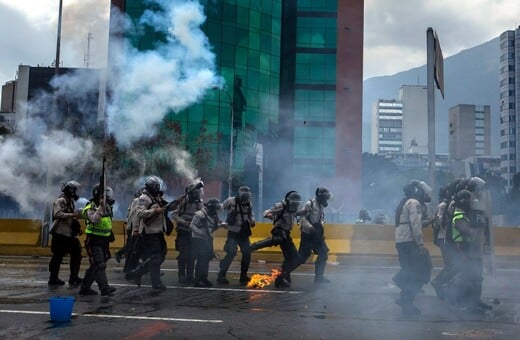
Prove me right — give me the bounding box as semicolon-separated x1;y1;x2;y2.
363;37;500;156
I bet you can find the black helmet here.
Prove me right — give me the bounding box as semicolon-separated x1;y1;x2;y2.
144;175;163;195
284;191;302;212
186;180;204;201
92;184;115;205
204;198;222;216
454;189;472;211
358;209;372;221
466;177;486;196
237;186;252;203
315;187;331;207
403;180;432;203
62;180;80;201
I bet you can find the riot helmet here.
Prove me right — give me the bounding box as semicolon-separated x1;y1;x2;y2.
455;178;470;193
315;187;331;207
186;180;204;202
237;186;252;203
358;209;372;222
403;179;432;203
466;177;486;198
454;189;472;211
204;198;222;216
284;191;302;212
144;175;163;195
62;180;80;201
92;184;115;205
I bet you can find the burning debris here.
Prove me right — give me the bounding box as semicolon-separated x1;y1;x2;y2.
246;268;282;289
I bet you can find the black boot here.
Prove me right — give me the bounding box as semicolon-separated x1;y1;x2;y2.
250;237;275;251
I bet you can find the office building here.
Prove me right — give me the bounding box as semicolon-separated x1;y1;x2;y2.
499;26;520;187
371;99;403;154
449;104;491;160
371;85;427;155
110;0;364;216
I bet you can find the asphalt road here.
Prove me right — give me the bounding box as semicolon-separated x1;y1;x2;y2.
0;256;519;339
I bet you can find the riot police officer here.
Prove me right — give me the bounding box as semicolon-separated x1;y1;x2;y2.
172;181;204;285
190;198;224;287
297;187;331;284
393;180;433;316
132;176;168;290
217;186;255;285
250;191;302;288
48;180;83;286
79;185;117;296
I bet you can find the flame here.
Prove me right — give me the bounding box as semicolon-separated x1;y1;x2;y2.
246;268;282;289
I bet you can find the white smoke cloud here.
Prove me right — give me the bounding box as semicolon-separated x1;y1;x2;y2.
106;0;221;146
0;130;93;213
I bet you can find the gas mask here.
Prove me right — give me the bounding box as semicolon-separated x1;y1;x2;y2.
285;191;302;213
315;187;331;207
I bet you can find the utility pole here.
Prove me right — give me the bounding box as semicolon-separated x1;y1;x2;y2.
84;32;93;68
426;27;436;193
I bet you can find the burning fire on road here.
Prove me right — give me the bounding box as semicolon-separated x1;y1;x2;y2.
246;268;282;289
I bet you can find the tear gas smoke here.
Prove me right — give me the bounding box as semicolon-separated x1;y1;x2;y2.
106;0;221;146
0;0;220;216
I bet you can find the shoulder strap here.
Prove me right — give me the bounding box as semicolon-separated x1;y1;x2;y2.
394;198;409;227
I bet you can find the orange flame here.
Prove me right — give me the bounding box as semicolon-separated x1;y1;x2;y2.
246;268;282;289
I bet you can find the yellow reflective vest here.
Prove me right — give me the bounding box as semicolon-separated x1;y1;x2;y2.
82;202;112;237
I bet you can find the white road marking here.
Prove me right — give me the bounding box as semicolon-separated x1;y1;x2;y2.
0;309;222;323
27;280;303;294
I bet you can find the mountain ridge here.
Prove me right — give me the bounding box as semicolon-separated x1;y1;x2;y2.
362;37;500;156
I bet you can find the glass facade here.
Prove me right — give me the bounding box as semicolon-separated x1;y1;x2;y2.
293;1;338;177
124;0;282;176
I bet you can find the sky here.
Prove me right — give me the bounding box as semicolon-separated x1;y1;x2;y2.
0;0;519;86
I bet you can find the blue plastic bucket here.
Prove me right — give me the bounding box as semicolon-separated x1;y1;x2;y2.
49;296;75;322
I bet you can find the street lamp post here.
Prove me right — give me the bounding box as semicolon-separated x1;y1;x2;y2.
213;87;234;197
226;92;234;198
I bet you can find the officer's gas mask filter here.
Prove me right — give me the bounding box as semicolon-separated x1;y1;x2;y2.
285;191;302;212
187;181;204;201
454;189;472;211
238;186;252;203
315;187;331;207
204;198;222;216
63;181;80;201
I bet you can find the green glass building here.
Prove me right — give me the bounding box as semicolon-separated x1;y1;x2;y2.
110;0;363;217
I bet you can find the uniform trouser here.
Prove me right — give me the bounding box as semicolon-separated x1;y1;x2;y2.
122;231;137;273
218;231;251;279
431;243;456;294
393;242;424;305
49;233;82;281
191;238;214;282
82;234;111;291
298;232;329;279
133;233;167;287
176;229;194;281
279;233;299;280
449;243;483;306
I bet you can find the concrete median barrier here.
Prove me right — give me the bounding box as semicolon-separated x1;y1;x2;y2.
1;220;519;265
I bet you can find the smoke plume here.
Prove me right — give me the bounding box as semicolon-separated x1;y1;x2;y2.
106;0;221;146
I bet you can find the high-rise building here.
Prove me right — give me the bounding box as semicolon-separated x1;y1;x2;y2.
499;26;520;187
109;0;364;216
449;104;491;160
371;99;403;154
0;65;100;136
371;85;427;155
400;85;428;154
